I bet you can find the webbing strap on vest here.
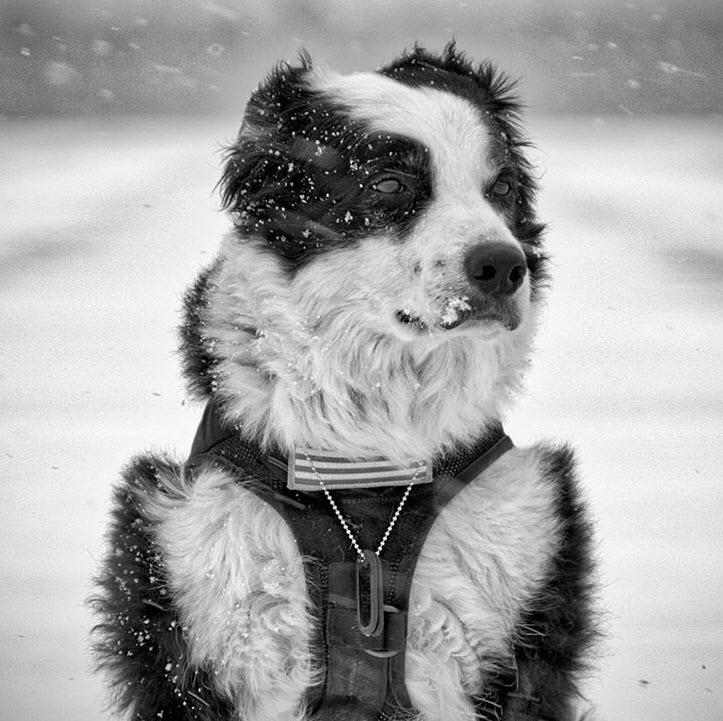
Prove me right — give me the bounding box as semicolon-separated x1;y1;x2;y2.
185;401;515;720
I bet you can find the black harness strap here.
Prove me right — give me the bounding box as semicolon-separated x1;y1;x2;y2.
186;402;514;720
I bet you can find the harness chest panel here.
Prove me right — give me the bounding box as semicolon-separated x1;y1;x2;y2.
186;402;513;720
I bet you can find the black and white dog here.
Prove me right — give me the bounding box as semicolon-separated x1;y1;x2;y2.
93;44;598;721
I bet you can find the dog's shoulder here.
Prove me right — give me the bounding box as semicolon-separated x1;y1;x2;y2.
514;438;597;591
417;441;588;612
447;440;588;534
500;441;600;719
481;440;596;634
90;452;238;719
407;441;598;718
93;451;314;719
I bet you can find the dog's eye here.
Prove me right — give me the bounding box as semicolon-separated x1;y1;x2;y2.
371;178;405;194
491;179;512;196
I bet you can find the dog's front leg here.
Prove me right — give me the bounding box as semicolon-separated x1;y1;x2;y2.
93;454;315;720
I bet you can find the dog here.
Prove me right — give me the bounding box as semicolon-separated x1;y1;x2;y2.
92;43;598;721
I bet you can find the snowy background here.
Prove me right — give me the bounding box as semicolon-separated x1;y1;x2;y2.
1;2;722;720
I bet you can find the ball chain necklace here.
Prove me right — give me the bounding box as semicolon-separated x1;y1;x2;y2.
303;452;425;639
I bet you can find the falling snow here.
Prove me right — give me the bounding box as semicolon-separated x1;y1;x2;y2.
0;115;706;721
0;1;722;716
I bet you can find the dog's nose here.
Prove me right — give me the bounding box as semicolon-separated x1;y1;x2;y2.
464;242;527;296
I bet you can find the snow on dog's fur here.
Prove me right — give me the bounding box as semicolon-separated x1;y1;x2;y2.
92;44;598;721
183;48;547;461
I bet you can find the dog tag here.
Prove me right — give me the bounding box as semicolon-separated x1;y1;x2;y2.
356;550;385;638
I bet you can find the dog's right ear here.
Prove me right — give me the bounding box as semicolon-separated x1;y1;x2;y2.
219;54;314;218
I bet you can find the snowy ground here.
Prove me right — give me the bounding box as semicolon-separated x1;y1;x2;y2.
0;115;721;721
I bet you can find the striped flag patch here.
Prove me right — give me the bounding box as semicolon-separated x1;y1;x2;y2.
287;448;433;491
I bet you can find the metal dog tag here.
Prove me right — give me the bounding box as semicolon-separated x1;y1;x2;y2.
356;549;385;639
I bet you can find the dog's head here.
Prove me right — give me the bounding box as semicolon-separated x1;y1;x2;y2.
181;44;548;459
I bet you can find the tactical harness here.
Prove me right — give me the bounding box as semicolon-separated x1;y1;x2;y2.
186;402;516;720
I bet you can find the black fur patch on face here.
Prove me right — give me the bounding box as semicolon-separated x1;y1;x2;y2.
379;42;549;289
220;61;433;272
220;44;548;289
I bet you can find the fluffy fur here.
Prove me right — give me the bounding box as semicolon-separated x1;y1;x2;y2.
194;235;540;461
182;45;547;461
93;43;598;721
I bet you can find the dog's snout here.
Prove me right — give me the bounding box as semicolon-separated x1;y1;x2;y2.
464;242;527;296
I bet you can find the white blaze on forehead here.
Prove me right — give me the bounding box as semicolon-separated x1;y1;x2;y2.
307;69;494;196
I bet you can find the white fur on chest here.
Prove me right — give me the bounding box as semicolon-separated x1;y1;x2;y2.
406;447;561;720
147;445;559;721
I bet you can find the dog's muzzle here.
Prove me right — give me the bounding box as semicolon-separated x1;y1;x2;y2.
395;241;527;333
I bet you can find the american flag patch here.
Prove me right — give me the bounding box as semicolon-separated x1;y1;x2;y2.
287;448;433;491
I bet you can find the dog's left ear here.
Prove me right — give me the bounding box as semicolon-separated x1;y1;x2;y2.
381;41;523;119
219;53;314;219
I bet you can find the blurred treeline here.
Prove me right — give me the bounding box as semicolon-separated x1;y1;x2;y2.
1;0;721;117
